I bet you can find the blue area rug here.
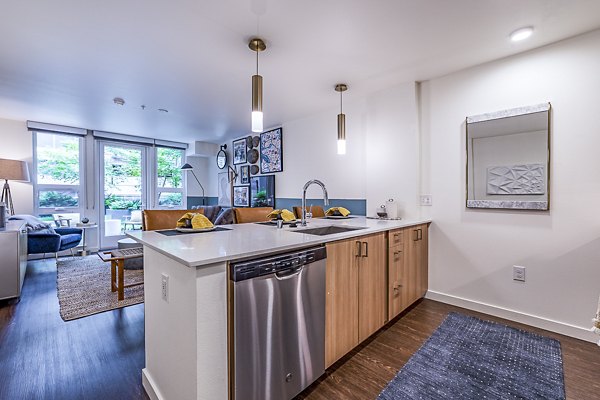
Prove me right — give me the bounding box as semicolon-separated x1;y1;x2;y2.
378;312;565;400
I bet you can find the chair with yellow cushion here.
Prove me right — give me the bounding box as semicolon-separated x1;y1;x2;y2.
292;205;325;219
233;207;274;224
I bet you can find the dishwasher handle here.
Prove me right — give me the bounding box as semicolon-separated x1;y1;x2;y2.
275;265;304;280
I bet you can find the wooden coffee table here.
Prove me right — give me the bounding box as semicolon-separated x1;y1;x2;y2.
98;248;144;301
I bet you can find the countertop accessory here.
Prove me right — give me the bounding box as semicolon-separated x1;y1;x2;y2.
249;37;266;133
335;83;348;155
181;163;206;205
0;158;30;215
175;226;217;233
386;198;398;219
216;144;228;169
377;204;388;218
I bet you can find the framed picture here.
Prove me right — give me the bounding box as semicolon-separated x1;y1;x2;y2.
240;165;250;184
233;186;250;207
217;172;232;207
233;138;247;165
250;175;275;208
260;128;283;173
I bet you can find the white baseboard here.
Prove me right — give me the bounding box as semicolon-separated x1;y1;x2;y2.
426;290;598;343
142;368;163;400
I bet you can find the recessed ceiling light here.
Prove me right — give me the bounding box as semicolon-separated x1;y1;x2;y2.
510;26;534;42
113;97;125;106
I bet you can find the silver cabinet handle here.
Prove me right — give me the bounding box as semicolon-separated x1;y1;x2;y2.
355;241;362;257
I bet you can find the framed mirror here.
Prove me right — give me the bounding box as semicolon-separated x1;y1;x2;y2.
216;145;228;169
466;103;551;210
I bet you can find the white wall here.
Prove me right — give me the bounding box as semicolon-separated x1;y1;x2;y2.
365;82;419;218
0;117;33;214
421;29;600;341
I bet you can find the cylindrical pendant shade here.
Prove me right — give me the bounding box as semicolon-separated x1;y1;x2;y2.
252;74;263;132
337;113;346;155
0;159;30;182
252;111;263;133
252;75;263;112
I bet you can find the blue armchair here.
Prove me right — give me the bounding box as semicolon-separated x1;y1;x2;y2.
8;215;83;258
27;227;83;258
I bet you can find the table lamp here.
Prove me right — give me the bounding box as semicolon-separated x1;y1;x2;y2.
0;158;30;215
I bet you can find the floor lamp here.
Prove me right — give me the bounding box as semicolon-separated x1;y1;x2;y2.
0;158;30;215
181;163;205;206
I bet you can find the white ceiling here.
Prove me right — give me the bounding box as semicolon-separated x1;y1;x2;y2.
1;0;599;144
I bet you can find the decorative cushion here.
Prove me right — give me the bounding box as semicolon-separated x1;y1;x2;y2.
9;214;56;233
214;208;234;225
60;234;82;246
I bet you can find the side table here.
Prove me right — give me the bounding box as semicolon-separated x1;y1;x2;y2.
75;223;98;256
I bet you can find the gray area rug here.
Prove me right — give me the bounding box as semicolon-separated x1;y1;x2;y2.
56;255;144;321
378;312;565;400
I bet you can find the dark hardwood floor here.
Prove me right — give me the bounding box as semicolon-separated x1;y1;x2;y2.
2;259;599;399
0;259;148;400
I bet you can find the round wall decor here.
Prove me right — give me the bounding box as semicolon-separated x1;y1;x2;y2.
250;165;259;175
247;148;259;164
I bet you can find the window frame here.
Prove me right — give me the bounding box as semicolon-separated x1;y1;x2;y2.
33;131;85;216
154;146;187;209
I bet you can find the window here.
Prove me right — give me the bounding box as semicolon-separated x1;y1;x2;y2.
156;147;185;208
34;132;83;213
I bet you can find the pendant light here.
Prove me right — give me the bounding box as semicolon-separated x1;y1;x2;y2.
335;84;348;155
249;38;266;133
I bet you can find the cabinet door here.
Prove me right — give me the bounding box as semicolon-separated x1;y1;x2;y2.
358;232;387;343
417;224;429;299
388;239;404;320
325;239;360;367
404;225;428;306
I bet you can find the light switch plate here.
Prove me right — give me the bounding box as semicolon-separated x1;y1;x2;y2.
420;195;432;206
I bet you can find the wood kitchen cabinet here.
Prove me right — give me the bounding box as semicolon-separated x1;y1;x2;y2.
389;224;429;320
325;232;386;367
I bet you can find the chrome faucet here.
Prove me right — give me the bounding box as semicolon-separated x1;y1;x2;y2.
301;179;329;226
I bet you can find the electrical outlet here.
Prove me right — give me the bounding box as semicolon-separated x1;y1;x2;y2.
161;273;169;301
420;195;433;206
513;265;526;282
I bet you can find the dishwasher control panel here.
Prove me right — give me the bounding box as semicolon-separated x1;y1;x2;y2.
231;246;326;282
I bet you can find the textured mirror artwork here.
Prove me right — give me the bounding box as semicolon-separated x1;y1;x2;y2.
487;164;545;195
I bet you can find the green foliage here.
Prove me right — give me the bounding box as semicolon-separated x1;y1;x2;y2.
158;192;182;206
157;148;183;188
37;140;79;184
252;190;269;207
104;194;141;210
39;191;78;208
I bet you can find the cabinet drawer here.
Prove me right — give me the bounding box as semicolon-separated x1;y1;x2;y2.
389;229;403;247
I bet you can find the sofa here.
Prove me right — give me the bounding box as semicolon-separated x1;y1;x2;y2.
142;206;234;231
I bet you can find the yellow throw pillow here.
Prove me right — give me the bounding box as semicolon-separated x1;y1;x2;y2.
325;207;351;217
266;209;296;222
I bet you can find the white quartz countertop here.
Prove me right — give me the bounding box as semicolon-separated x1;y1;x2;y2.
126;216;432;268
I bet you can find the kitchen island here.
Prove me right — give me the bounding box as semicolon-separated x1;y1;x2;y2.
127;216;431;400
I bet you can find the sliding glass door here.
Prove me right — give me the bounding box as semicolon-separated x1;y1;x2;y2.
99;142;147;249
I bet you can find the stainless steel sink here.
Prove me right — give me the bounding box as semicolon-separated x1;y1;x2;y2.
293;225;365;236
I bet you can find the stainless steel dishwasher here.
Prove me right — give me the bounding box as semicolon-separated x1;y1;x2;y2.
231;246;327;400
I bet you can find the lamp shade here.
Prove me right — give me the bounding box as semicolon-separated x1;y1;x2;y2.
0;159;30;182
180;163;193;170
